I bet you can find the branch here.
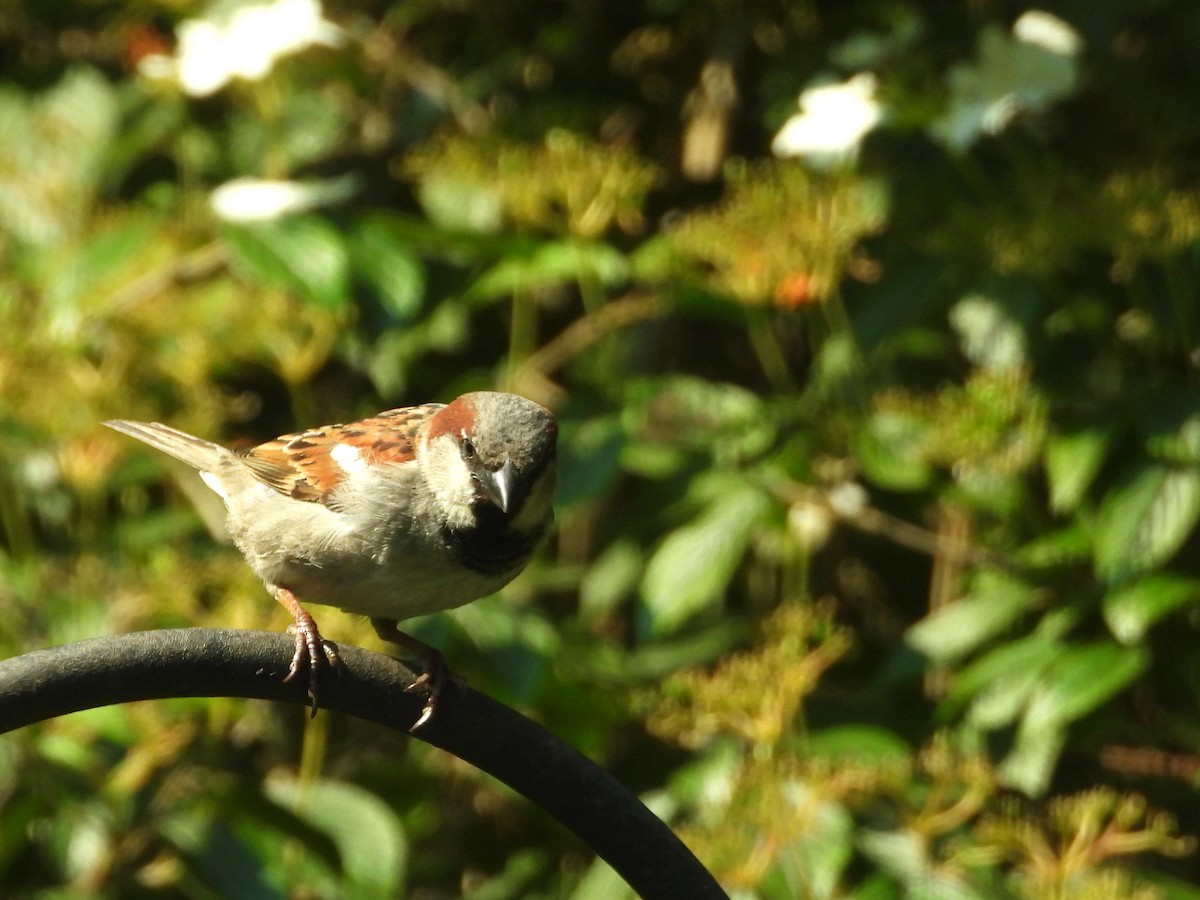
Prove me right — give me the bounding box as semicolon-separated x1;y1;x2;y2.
0;629;726;900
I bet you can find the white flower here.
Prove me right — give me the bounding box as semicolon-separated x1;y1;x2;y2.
771;73;883;167
1013;10;1083;56
142;0;345;97
210;175;358;222
931;9;1082;150
950;294;1028;373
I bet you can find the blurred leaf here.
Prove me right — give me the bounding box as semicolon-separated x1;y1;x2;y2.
1138;390;1200;465
414;171;505;232
460;849;547;900
1094;462;1200;582
556;414;625;506
1023;641;1147;728
1102;574;1200;644
349;215;426;320
222;215;350;310
905;570;1033;664
1044;426;1111;514
856;410;934;491
45;216;156;315
0;66;118;245
467;239;629;302
562;618;748;684
1001;639;1150;792
772;788;854;900
622;376;775;464
947;633;1062;729
640;481;772;635
580;537;644;621
568;858;636;900
1139;872;1200;900
266;777;407;900
1000;717;1067;797
949;293;1028;373
1013;523;1094;569
162;812;286;900
800;725;910;762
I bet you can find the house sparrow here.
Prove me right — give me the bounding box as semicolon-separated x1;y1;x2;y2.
106;391;558;729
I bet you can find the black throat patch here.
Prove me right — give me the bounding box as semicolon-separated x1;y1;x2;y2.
440;511;546;577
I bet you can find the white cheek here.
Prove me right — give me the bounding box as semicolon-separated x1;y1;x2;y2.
420;437;477;529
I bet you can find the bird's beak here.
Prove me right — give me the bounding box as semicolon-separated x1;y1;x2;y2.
474;459;520;514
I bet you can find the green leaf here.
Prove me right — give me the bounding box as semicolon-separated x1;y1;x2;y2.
349;215;426;320
905;570;1033;664
1000;718;1067;797
1004;642;1146;795
1094;463;1200;582
46;216;156;313
568;858;636;900
222;215;350;310
1102;574;1200;644
161;812;286;900
1044;426;1110;514
555;414;625;506
773;788;854;900
580;538;644;621
621;376;775;463
640;481;772;635
1026;641;1148;728
415;171;504;232
266;777;407;900
855;410;934;492
948;635;1062;729
467;239;629;301
1013;523;1093;569
800;725;910;763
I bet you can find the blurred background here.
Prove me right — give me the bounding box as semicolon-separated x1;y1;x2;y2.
2;0;1200;897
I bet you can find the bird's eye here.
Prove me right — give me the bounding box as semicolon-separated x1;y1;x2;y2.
461;437;476;460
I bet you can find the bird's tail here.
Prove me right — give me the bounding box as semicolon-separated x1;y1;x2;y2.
104;420;228;472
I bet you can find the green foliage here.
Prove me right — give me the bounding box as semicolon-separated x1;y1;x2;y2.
3;0;1200;897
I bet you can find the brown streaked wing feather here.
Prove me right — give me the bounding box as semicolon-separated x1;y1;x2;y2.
235;403;445;506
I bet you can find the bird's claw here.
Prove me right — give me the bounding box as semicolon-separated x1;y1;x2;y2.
284;620;341;717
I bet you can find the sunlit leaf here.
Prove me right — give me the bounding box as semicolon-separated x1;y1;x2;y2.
580;537;644;620
905;570;1033;664
856;410;934;491
1044;426;1110;514
640;481;772;635
1102;574;1200;644
1000;717;1066;797
1003;641;1147;795
568;858;636;900
948;634;1063;729
349;215;426;320
1094;463;1200;582
467;239;629;301
266;777;407;900
1013;524;1093;569
774;790;854;900
1027;641;1147;726
222;215;350;310
800;725;910;763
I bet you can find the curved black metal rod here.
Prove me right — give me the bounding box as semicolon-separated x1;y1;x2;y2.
0;629;727;900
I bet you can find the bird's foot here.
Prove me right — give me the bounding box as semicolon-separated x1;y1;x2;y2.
371;618;460;731
277;588;341;716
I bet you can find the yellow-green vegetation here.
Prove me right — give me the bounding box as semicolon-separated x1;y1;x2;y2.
3;2;1200;898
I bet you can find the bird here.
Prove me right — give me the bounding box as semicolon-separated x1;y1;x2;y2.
105;391;558;729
